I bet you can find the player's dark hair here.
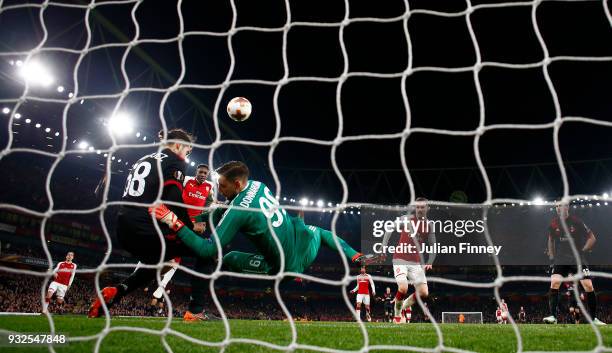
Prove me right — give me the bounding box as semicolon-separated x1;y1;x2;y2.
157;128;195;143
415;197;428;202
217;161;249;181
197;164;209;170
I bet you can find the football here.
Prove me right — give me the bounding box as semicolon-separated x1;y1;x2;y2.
226;97;252;122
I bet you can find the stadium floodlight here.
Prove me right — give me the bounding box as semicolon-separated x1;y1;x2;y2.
327;202;332;207
78;141;88;149
18;60;54;87
136;132;141;138
190;162;195;167
44;128;50;133
603;193;609;199
54;132;59;137
15;60;23;67
316;200;324;207
2;107;9;114
14;113;21;119
143;136;147;141
282;197;287;201
111;156;115;160
57;86;64;93
88;146;94;152
107;112;134;136
68;92;74;98
185;158;190;163
299;198;308;206
533;197;545;206
35;123;41;128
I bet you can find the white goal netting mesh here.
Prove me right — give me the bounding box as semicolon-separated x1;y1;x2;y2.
0;0;611;352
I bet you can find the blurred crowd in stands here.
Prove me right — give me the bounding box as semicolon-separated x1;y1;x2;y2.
1;271;611;324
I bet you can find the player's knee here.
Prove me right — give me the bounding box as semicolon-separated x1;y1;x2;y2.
356;303;361;309
581;280;594;292
417;284;429;298
550;275;562;288
397;281;408;294
56;298;64;304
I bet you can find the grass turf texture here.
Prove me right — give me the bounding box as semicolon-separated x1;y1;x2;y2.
0;315;610;353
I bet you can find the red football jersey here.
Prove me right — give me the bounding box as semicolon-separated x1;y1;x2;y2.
354;274;375;295
54;261;76;286
182;179;213;219
496;309;502;317
394;215;430;263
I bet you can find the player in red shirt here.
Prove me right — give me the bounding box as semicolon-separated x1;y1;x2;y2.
382;197;434;323
496;307;503;324
183;164;214;223
43;251;76;314
350;266;376;322
543;203;606;325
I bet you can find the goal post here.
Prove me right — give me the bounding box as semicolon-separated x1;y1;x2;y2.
442;312;483;324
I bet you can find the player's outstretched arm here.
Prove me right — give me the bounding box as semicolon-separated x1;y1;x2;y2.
149;204;242;259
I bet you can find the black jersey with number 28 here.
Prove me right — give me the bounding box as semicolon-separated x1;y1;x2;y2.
122;148;186;204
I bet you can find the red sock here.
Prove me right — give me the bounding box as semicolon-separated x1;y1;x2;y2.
395;291;406;301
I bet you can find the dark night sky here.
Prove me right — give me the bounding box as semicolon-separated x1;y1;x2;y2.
0;0;611;208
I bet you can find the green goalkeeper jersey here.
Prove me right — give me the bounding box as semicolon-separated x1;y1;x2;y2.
195;180;308;272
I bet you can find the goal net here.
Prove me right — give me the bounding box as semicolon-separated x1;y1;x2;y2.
0;0;611;352
442;312;483;324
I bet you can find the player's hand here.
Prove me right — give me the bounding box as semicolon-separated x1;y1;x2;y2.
350;290;355;294
149;204;185;232
193;222;206;234
423;264;432;271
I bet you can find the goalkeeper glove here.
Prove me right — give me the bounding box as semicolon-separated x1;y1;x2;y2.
149;204;185;232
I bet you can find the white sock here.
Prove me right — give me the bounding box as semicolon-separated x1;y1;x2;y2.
402;294;415;311
356;309;361;318
43;298;49;312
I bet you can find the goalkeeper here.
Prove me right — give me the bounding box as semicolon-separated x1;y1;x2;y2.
150;160;375;277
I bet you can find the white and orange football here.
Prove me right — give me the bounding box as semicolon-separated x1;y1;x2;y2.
226;97;252;122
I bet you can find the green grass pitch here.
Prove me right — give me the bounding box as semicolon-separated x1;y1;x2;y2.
0;315;610;353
